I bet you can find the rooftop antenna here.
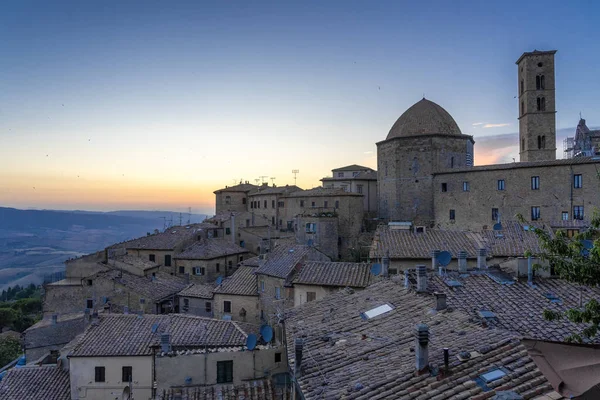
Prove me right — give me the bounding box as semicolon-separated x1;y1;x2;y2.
254;178;260;185
187;207;191;224
178;213;182;226
260;176;269;184
159;217;167;231
270;177;276;186
292;169;299;185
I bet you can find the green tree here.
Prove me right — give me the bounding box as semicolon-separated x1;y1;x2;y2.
0;336;21;367
522;211;600;342
0;308;17;330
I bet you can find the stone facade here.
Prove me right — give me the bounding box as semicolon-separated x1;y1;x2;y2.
65;251;107;279
248;184;302;228
294;215;339;260
214;182;258;214
433;159;600;230
292;283;341;306
179;296;213;318
213;293;260;324
321;165;378;214
517;50;557;162
174;254;245;283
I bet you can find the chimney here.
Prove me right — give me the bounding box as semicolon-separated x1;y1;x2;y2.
458;250;468;273
415;324;429;373
51;314;58;325
404;269;410;289
434;292;447;311
477;248;487;269
443;348;450;372
231;213;236;244
382;251;390;278
161;333;171;353
431;250;440;273
527;255;533;285
294;338;304;378
416;265;427;293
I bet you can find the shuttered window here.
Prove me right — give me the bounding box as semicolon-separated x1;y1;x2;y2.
217;361;233;383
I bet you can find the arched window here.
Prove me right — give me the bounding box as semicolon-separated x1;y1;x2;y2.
541;135;546;149
450;156;454;168
537;136;542;149
520;80;524;94
522;139;525;151
540;75;545;89
536;76;541;90
521;101;524;116
541;97;546;111
537;97;546;111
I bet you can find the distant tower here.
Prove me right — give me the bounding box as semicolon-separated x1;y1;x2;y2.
516;50;557;162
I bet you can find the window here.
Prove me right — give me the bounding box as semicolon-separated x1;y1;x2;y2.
449;209;455;220
385;162;388;176
240;240;245;248
520;79;524;94
149;254;155;262
86;279;92;286
216;263;220;272
223;301;232;313
225;227;231;235
337;172;344;178
178;266;185;274
86;299;93;309
521;138;525;151
531;206;541;221
183;298;189;309
275;287;281;299
272;200;275;208
389;268;398;275
441;183;447;192
450;157;454;168
357;185;363;194
239;255;243;262
341;185;348;192
536;75;541;90
562;211;569;221
574;206;584;220
275;352;282;363
306;292;316;302
311;201;316;207
536;75;545;90
497;180;505;190
242;198;246;205
250;201;253;209
537;97;546;111
122;366;132;383
324;201;328;208
193;267;205;276
264;200;267;208
228;260;232;268
94;366;105;382
537;135;546;149
462;181;470;192
531;176;540;190
335;200;339;208
492;208;499;221
271;216;275;225
278;201;284;207
521;101;524;116
300;200;304;207
164;255;172;267
260;281;265;292
225;196;231;205
257;201;260;209
352;171;359;177
567;229;579;238
205;302;212;313
245;219;250;227
217;361;233;383
305;223;316;233
574;174;582;188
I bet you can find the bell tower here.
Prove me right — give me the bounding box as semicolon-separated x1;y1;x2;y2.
516;50;557;162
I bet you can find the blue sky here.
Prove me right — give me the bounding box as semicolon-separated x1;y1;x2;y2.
1;0;598;213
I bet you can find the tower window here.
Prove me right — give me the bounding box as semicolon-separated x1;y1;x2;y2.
540;75;545;89
574;174;582;188
542;135;546;148
450;157;454;168
531;206;541;221
538;135;542;149
441;183;447;192
520;80;524;94
497;180;505;190
521;139;525;151
531;176;540;190
521;101;524;116
449;209;455;221
537;97;546;111
537;62;543;67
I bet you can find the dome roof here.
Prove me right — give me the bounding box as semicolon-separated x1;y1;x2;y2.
386;98;462;140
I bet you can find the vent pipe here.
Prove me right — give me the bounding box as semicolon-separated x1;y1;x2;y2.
294;338;304;378
458;250;467;273
431;250;440;273
527;255;533;285
477;248;487;269
416;265;427;293
415;324;429;373
382;251;390;278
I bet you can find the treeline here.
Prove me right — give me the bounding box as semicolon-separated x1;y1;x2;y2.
0;284;42;332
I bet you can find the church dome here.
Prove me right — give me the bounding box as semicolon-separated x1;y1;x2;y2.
386;98;462;140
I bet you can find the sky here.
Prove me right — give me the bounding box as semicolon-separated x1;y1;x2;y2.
1;0;599;215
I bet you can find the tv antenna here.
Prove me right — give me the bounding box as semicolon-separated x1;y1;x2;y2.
254;178;260;185
270;177;276;185
187;207;192;224
260;176;269;184
292;169;299;185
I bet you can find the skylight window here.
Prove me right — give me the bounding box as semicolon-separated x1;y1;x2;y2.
481;369;506;383
478;310;496;319
361;304;394;320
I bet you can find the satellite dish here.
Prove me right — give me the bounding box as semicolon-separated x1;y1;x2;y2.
493;223;502;231
246;334;257;350
215;276;224;285
581;240;594;257
260;325;274;342
370;263;382;276
437;251;452;266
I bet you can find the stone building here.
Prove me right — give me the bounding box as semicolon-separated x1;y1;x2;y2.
564;117;600;158
214;182;258;214
377;49;600;230
177;283;215;317
248;184;302;228
321;164;378;214
24;312;88;363
213;266;260;324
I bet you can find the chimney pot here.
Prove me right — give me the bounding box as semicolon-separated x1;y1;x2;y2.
457;250;468;273
415;324;429;373
416;265;427;292
477;248;487;269
434;292;447;311
431;250;440;272
294;338;304;377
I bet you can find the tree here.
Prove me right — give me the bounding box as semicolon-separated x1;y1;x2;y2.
0;336;21;367
0;308;17;330
521;211;600;342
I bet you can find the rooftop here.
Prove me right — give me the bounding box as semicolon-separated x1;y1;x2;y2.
282;187;363;198
434;156;600;175
214;266;258;296
386;98;463;140
285;279;560;399
111;253;158;271
248;184;302;196
24;312;87;350
331;164;374;172
516;49;557;64
178;283;215;299
94;270;188;302
321;170;378;181
113;224;212;251
293;261;372;288
174;239;248;260
213;182;259;194
0;365;70;400
69;314;248;357
254;244;329;279
157;378;279;400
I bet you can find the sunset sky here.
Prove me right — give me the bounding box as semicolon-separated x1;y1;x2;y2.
1;1;599;215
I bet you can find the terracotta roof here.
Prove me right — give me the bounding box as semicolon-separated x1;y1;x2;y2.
282;187;362;198
428;269;600;343
386;98;463;140
239;256;261;267
479;222;544;257
293;261;371;288
114;224;209;250
174;240;248;260
254;244;329;279
285;279;560;400
178;283;215;299
331;164;374;172
248;185;302;196
113;254;158;271
157;378;280;400
214;266;258;296
24;312;86;351
69;314;248;357
0;365;70;400
321;170;378;181
95;270;188;302
434;156;600;175
238;226;294;240
213;183;258;194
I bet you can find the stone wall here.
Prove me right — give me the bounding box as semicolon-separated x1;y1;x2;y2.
295;216;338;260
293;283;340;306
215;191;248;214
179;296;213;318
213;293;260;324
174;254;244;283
65;251;107;279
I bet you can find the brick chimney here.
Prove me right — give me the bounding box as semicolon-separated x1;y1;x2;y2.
415;324;429;373
458;250;468;273
477;248;487;269
416;265;427;293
